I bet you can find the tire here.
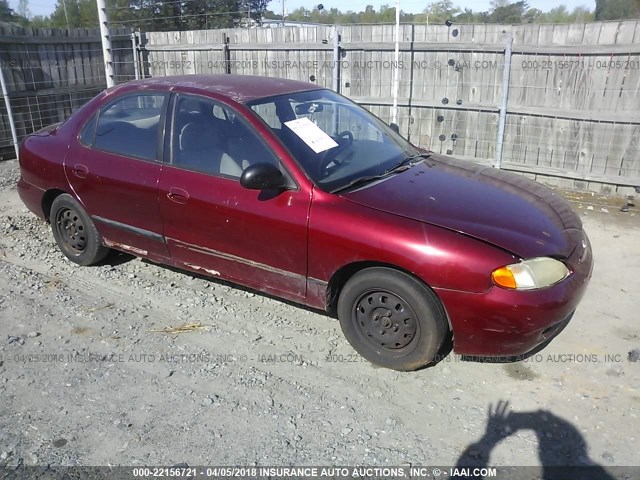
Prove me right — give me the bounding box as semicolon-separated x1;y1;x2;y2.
50;194;109;266
337;267;448;371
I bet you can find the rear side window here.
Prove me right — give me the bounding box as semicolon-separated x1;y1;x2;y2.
94;94;166;161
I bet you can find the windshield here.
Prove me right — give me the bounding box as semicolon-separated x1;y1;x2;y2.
247;89;421;192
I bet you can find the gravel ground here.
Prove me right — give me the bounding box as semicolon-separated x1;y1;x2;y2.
0;159;638;471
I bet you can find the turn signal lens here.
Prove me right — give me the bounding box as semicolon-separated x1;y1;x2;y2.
491;266;517;289
491;257;570;290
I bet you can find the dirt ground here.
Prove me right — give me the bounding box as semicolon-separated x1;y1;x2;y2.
0;158;638;472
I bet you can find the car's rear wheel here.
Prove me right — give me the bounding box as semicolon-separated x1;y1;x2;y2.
337;267;448;371
50;194;109;266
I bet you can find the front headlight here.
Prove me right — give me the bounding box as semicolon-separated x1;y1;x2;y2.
491;257;570;290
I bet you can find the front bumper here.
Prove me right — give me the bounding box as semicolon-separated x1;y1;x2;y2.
435;232;593;357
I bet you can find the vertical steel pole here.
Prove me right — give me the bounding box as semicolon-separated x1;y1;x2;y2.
0;66;19;160
131;32;140;80
222;33;231;75
391;0;400;125
332;27;341;134
406;23;415;141
495;31;513;169
136;32;145;79
96;0;115;88
332;26;340;93
281;0;285;26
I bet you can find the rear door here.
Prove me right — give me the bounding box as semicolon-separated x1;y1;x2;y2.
65;92;170;259
157;93;310;299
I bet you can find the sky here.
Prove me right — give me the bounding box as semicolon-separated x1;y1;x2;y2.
11;0;596;21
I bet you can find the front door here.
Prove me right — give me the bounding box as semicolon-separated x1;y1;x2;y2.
158;93;310;299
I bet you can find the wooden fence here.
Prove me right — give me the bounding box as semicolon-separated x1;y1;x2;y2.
142;21;640;193
0;22;135;160
1;21;639;194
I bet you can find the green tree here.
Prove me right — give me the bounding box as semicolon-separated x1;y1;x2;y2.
570;6;594;22
286;7;311;21
595;0;640;20
522;7;542;23
538;5;595;23
30;14;51;26
489;0;509;7
416;0;460;23
571;7;595;23
243;0;270;24
377;4;396;22
312;8;328;22
0;0;20;22
360;5;377;23
488;0;528;23
17;0;30;18
181;0;242;30
455;8;477;22
17;0;638;30
541;5;571;22
261;9;278;20
49;0;78;28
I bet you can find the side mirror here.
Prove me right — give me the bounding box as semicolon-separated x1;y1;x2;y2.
240;163;287;190
389;123;400;134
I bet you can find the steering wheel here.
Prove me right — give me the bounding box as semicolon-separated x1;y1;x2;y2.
318;130;354;178
335;130;353;146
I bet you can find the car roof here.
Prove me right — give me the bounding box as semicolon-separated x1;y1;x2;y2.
115;74;322;104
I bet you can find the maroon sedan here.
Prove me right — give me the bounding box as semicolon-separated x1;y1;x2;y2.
17;75;593;371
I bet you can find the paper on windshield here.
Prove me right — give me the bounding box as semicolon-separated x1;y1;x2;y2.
284;117;339;154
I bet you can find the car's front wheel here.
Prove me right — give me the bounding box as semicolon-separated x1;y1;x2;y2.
337;267;448;371
50;194;109;266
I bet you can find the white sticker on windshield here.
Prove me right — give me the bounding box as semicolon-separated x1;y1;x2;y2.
284;117;339;154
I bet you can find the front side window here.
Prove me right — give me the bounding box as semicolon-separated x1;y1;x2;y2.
249;89;419;192
94;94;166;161
171;94;279;178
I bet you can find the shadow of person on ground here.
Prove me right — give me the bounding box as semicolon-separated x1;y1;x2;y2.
452;400;615;480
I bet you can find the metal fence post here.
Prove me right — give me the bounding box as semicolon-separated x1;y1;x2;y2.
96;0;115;87
494;31;513;169
131;32;140;80
332;26;340;94
406;24;415;142
0;66;19;160
223;33;231;74
136;32;146;79
391;0;400;125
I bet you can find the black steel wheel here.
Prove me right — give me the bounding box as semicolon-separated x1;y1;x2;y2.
50;194;109;266
354;290;418;350
55;207;87;253
337;267;448;371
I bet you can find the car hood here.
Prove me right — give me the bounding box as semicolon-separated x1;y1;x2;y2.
341;154;583;259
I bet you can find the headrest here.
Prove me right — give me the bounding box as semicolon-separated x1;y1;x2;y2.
179;123;206;151
179;98;204;115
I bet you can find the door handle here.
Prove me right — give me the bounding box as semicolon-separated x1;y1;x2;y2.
167;187;189;204
72;164;88;178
